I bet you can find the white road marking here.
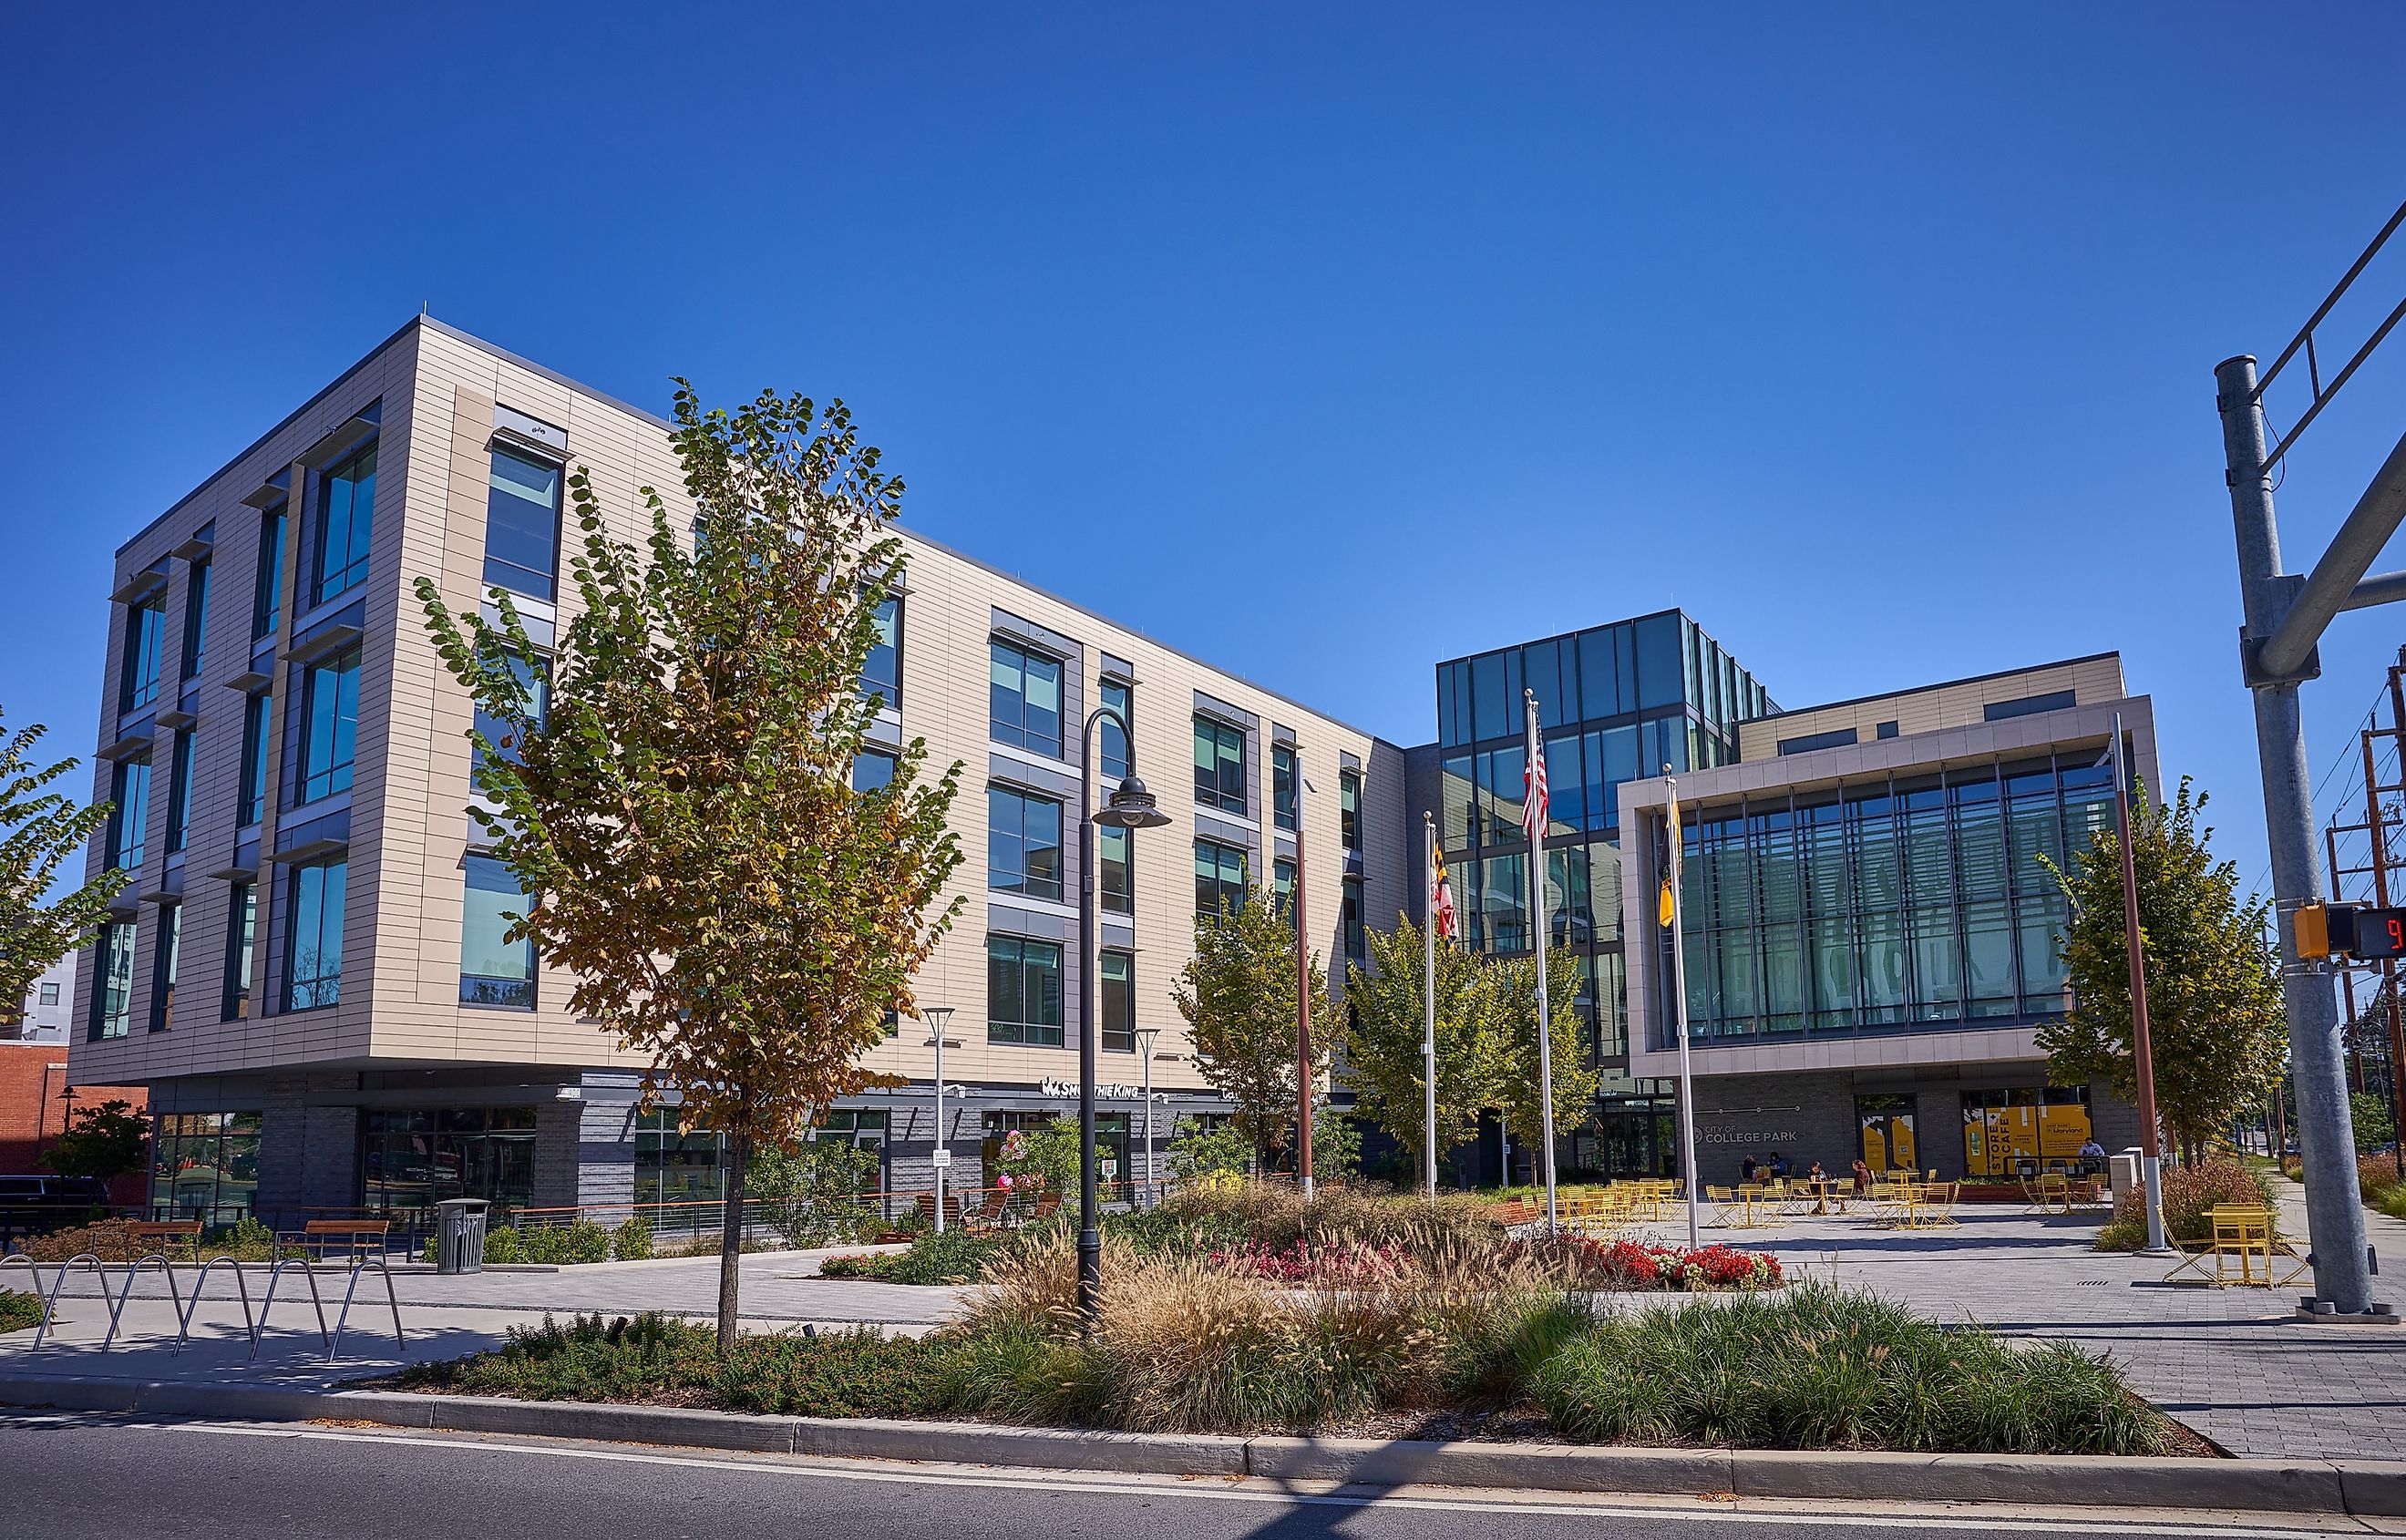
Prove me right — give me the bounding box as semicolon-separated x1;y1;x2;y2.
143;1420;2373;1538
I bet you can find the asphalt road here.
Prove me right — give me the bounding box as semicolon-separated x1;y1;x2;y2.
0;1412;2369;1540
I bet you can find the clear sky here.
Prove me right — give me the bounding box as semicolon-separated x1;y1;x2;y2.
5;3;2406;900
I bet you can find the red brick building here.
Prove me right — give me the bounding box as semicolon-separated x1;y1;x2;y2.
0;1042;149;1204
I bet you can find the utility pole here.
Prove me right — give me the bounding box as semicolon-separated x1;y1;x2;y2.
1295;772;1314;1199
2371;649;2406;1183
2109;713;2169;1253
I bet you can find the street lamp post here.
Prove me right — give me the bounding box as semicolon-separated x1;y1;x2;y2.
1136;1025;1162;1208
1078;704;1171;1334
1295;773;1318;1198
920;1006;960;1234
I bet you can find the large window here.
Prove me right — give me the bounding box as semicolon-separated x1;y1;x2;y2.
90;919;136;1040
181;559;211;680
863;595;901;711
151;1112;262;1222
473;653;548;773
852;748;898;793
1101;949;1136;1053
988;785;1064;902
120;595;165;714
149;906;180;1032
239;692;269;827
1273;856;1295;912
461;854;536;1009
987;935;1064;1046
221;882;255;1021
1342;876;1366;963
1672;755;2110;1046
990;639;1063;755
1195;716;1247;814
1100;678;1132;782
314;442;377;605
484;446;563;600
635;1108;732;1206
252;503;286;639
298;646;361;803
1099;825;1133;915
284;857;346;1011
108;754;150;871
1272;744;1298;831
165;729;194;855
363;1107;537;1212
1341;769;1362;852
1196;837;1248;919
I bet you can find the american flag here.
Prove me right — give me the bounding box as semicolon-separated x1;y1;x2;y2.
1523;712;1548;845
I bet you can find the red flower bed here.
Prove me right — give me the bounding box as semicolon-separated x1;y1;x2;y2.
1503;1234;1783;1290
1207;1237;1412;1284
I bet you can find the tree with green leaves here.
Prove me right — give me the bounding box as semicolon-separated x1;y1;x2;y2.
1166;1116;1253;1181
39;1098;149;1183
1335;913;1507;1166
416;384;965;1350
1172;885;1329;1173
1489;942;1600;1152
748;1136;880;1248
2039;776;2286;1166
3;711;131;1025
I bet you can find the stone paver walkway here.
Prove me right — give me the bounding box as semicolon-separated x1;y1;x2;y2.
10;1194;2406;1459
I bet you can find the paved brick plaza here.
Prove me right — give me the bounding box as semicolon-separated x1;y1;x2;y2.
10;1192;2404;1459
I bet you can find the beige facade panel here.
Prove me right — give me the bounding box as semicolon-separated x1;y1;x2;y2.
70;318;1408;1103
1735;655;2127;762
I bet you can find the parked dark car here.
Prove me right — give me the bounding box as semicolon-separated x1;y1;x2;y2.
0;1174;114;1241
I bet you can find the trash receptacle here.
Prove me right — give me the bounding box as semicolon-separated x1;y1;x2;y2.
436;1198;489;1275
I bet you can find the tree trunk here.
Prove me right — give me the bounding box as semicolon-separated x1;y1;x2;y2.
717;1128;750;1354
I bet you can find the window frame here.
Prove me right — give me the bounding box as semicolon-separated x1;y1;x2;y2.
221;881;256;1022
1194;715;1248;815
180;558;211;681
90;919;136;1041
119;594;166;714
459;852;538;1010
1100;949;1136;1053
165;728;195;855
1272;744;1298;831
239;691;270;826
1195;836;1249;920
297;645;362;805
986;934;1066;1047
252;503;287;640
862;593;902;713
312;442;378;607
989;638;1065;756
1099;677;1133;783
1099;824;1134;915
1340;768;1362;852
149;904;180;1033
108;752;151;872
283;857;346;1013
988;784;1066;903
481;442;566;601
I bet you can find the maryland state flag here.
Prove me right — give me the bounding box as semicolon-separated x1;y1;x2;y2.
1431;846;1458;943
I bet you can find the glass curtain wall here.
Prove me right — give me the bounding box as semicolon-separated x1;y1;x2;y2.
1672;755;2111;1045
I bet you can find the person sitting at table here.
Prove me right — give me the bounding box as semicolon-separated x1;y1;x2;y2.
1805;1160;1825;1183
1768;1151;1790;1180
2078;1135;2106;1171
1851;1158;1872;1196
1740;1154;1759;1183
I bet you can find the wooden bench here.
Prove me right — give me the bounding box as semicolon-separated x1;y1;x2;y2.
128;1219;205;1260
276;1218;392;1260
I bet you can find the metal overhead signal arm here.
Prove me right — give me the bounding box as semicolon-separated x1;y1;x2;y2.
2218;196;2406;1318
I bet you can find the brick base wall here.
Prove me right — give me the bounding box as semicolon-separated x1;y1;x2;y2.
0;1043;149;1202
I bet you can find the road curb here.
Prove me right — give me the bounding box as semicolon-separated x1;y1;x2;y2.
4;1374;2400;1514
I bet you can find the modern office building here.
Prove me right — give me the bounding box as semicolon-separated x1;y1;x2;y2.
1409;615;1778;1177
10;957;74;1042
1616;655;2153;1182
67;316;1409;1224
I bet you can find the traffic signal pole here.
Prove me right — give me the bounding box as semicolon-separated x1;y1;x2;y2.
2216;350;2406;1316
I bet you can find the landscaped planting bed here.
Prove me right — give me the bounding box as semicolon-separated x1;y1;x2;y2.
0;1288;41;1335
395;1186;2176;1453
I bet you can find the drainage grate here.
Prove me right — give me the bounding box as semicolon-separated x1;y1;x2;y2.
2075;1279;2110;1287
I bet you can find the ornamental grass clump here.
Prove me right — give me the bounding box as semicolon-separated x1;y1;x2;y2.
2095;1157;2274;1250
1530;1282;2175;1454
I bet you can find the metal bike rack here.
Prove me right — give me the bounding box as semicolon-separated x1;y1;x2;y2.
331;1253;405;1363
103;1253;187;1350
1;1252;51;1340
172;1257;258;1356
32;1254;125;1350
257;1258;331;1360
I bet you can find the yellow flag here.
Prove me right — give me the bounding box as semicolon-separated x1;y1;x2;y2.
1658;877;1676;929
1659;785;1681;929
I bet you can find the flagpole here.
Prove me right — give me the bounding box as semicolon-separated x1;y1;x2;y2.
1664;769;1702;1251
1424;811;1440;1206
1525;690;1560;1232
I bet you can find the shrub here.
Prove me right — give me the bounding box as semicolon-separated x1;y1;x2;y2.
2095;1157;2272;1250
612;1216;653;1261
2354;1092;2396;1155
820;1227;1000;1285
749;1139;879;1249
1529;1283;2175;1454
401;1312;718;1402
0;1288;43;1334
482;1225;525;1265
1499;1235;1782;1291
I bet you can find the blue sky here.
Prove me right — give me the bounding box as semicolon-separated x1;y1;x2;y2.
5;3;2405;898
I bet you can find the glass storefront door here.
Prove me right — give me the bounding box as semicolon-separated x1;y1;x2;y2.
1856;1093;1918;1175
